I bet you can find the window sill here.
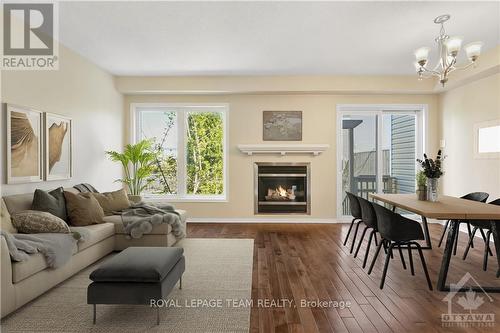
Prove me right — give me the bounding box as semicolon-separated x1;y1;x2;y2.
142;195;228;203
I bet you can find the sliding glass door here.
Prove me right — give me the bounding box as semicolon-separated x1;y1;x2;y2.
338;105;424;216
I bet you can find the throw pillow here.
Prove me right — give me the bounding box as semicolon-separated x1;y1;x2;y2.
91;189;130;215
64;191;104;226
12;210;71;234
32;187;68;221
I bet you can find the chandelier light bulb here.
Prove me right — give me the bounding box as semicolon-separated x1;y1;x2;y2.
465;41;483;61
414;47;430;66
445;36;463;57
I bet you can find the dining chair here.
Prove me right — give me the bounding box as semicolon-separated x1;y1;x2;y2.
344;192;363;253
368;202;433;290
462;198;500;271
438;192;489;255
354;196;380;268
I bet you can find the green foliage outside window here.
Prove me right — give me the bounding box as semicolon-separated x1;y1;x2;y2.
186;112;224;195
141;110;224;196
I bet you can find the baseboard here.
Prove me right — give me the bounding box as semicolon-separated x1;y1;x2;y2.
187;217;345;224
187;216;441;224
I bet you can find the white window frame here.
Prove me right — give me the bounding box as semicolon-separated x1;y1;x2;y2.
335;104;428;217
131;103;228;202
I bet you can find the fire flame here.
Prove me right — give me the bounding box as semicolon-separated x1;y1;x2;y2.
276;186;287;197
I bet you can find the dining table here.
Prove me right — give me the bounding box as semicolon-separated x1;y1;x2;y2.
369;193;500;292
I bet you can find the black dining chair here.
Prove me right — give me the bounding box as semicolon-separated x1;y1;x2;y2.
462;198;500;271
368;202;433;290
354;196;380;268
438;192;489;255
344;192;363;253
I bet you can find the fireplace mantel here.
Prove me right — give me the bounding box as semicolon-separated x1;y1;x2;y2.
238;144;329;156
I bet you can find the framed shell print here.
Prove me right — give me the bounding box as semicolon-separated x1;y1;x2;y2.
44;112;72;180
263;111;302;141
6;104;44;184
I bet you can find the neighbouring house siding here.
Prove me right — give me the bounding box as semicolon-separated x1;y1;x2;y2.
391;115;416;194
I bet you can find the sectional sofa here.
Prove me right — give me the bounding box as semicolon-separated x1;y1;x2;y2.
0;188;187;318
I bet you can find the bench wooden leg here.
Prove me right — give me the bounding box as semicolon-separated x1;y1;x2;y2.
179;276;182;289
93;304;96;325
156;307;160;325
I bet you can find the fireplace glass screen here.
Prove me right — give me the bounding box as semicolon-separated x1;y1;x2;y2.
255;163;310;214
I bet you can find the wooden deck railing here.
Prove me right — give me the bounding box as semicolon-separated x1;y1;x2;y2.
342;175;397;215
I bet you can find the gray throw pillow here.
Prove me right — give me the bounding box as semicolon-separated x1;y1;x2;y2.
12;210;71;234
32;187;68;221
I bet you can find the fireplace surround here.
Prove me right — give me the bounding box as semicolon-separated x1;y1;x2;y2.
254;162;310;214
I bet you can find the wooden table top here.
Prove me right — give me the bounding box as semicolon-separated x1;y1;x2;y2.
369;193;500;220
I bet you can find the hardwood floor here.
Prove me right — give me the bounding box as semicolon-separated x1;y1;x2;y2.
187;223;500;333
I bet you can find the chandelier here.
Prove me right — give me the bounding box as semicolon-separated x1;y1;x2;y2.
414;14;483;87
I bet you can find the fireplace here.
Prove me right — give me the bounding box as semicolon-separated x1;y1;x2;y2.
254;162;310;214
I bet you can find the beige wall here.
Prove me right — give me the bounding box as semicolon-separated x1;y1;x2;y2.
1;45;124;196
438;73;500;200
3;39;494;218
126;94;439;219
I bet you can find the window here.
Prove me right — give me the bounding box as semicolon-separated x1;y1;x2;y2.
133;104;227;201
474;119;500;158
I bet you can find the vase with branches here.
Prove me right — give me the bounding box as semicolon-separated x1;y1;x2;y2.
106;139;156;201
416;150;444;202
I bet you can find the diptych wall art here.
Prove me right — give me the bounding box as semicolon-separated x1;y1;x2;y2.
5;104;73;184
263;111;302;141
6;104;44;184
44;113;72;180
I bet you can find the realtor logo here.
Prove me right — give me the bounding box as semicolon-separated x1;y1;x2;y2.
2;2;59;70
441;272;495;328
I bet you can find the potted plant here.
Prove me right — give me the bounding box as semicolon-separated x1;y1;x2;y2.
416;170;427;201
106;139;156;203
417;150;444;202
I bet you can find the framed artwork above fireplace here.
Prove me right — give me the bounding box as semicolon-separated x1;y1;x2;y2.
263;111;302;141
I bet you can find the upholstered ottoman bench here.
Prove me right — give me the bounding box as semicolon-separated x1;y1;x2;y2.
87;247;185;325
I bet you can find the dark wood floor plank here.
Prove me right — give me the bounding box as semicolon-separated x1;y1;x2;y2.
188;223;500;333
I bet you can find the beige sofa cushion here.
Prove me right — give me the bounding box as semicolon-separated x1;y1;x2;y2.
1;200;17;233
91;189;130;215
12;245;78;283
12;253;47;283
76;223;115;251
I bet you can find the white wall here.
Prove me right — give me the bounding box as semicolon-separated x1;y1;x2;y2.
1;45;124;196
438;73;500;200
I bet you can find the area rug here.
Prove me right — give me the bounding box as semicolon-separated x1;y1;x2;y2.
1;238;254;332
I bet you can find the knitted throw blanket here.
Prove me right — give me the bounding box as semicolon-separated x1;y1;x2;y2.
0;230;77;268
120;202;186;240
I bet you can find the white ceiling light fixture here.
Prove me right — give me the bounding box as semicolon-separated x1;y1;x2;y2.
414;14;483;87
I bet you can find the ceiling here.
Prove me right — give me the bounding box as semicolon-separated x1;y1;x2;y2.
59;1;500;76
